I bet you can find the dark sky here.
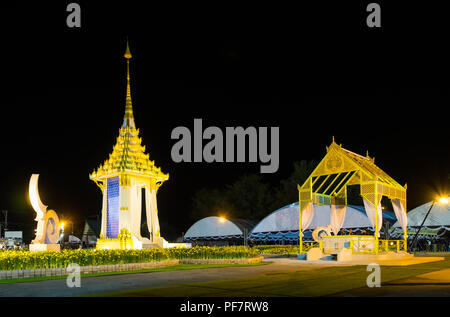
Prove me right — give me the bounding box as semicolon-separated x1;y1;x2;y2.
1;2;448;241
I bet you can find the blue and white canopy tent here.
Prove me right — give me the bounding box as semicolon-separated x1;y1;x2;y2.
391;200;450;242
249;202;396;244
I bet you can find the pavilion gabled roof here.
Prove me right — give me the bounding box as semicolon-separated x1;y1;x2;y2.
308;138;405;190
298;138;406;210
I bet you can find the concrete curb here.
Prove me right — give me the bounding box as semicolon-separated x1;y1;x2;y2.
180;256;263;265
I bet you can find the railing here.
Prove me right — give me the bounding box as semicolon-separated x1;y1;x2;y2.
377;240;406;253
415;243;450;253
300;239;407;255
300;241;322;253
347;236;376;254
321;238;406;254
0;260;180;281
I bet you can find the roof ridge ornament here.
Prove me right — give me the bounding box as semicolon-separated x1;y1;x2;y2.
124;38;132;59
123;38;136;129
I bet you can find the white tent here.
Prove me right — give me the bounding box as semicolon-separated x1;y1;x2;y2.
393;200;450;228
251;203;387;234
184;216;250;240
249;202;396;242
68;235;81;243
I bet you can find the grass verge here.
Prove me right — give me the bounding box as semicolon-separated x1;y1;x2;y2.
0;262;270;285
91;256;450;297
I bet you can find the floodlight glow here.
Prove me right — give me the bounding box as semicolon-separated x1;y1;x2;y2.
218;216;226;223
438;197;449;205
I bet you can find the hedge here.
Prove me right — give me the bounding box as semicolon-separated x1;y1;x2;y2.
0;246;260;270
255;245;301;255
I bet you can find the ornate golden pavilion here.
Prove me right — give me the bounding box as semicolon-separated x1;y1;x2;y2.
298;138;408;254
90;41;169;249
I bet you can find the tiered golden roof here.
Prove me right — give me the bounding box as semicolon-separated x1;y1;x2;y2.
89;40;169;182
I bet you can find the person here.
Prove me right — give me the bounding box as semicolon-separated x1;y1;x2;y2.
248;237;255;248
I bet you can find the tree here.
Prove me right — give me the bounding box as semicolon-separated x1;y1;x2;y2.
226;174;272;221
271;160;317;210
191;160;318;222
191;175;273;221
191;188;234;221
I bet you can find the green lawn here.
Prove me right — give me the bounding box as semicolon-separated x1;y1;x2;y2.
92;256;450;297
0;262;270;285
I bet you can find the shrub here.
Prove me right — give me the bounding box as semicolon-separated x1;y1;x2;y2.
255;245;300;255
0;246;260;271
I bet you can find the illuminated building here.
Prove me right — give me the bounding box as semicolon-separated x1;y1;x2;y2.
90;41;169;249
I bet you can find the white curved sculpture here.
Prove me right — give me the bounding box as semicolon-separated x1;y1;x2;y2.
312;225;332;241
29;174;61;251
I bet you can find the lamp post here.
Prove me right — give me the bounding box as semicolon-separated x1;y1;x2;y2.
410;197;448;253
243;227;247;246
218;216;226;246
1;210;7;232
61;220;74;235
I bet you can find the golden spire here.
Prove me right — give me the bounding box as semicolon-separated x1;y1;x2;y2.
124;39;132;59
123;39;135;128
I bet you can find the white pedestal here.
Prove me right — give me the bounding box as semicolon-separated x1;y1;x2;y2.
306;247;323;261
29;244;61;252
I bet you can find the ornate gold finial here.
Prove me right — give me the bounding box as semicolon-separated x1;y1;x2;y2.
123;38;135;128
332;136;335;143
124;38;132;59
366;150;369;157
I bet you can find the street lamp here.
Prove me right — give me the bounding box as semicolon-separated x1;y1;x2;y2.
409;196;449;252
60;220;73;235
243;227;247;247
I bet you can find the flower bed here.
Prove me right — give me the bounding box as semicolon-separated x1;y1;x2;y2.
0;246;260;271
255;245;300;255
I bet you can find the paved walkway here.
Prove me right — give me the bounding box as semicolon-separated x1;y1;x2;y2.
3;258;449;297
0;261;341;297
269;256;443;266
331;268;450;296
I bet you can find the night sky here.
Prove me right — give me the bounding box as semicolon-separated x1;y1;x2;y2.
1;2;448;242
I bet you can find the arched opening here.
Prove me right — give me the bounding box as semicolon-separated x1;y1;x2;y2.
140;187;150;238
